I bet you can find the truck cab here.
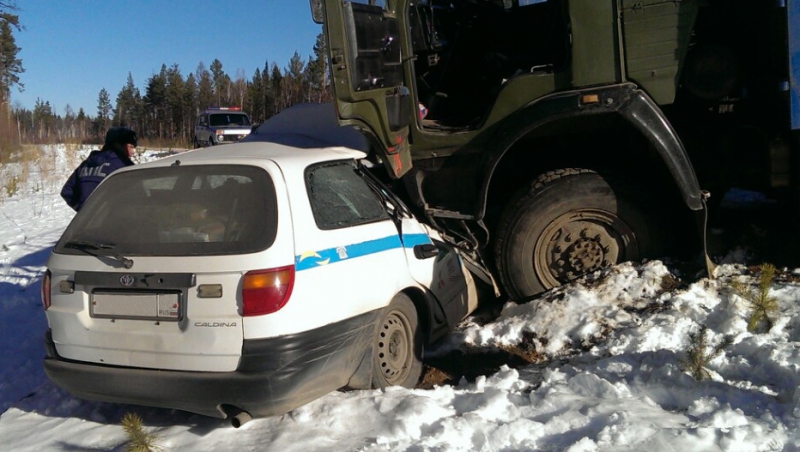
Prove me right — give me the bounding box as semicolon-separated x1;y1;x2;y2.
311;0;799;300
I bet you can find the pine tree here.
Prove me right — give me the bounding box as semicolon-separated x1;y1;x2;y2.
97;89;112;120
730;263;780;333
95;88;113;139
271;64;283;115
210;59;231;106
0;11;23;104
143;65;168;140
115;73;142;130
262;60;273;119
247;67;264;123
284;51;307;107
0;5;23;156
121;412;161;452
184;72;198;123
681;325;731;381
33;98;55;142
307;32;330;103
165;64;186;141
196;62;214;111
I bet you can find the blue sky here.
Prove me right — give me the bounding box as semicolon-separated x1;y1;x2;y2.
11;1;322;115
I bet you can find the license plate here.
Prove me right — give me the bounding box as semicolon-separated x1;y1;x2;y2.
91;291;181;321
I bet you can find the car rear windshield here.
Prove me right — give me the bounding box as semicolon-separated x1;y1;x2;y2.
55;165;278;256
209;113;250;127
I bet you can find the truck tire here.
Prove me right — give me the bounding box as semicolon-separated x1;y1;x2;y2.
371;293;423;389
494;169;659;301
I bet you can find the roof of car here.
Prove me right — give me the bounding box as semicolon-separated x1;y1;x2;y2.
132;140;368;174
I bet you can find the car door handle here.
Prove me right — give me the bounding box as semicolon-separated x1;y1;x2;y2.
413;244;439;259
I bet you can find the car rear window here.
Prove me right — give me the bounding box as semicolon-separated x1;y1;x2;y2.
55;165;278;256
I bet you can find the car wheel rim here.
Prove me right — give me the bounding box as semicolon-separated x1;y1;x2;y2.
377;310;412;385
534;209;637;289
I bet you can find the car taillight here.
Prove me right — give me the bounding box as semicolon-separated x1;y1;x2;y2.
242;266;295;316
41;269;51;310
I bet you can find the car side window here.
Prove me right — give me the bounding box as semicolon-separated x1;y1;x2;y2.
306;161;389;230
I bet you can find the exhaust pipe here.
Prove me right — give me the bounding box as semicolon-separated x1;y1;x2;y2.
220;405;253;428
231;410;252;428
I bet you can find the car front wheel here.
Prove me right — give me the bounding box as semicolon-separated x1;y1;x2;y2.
371;293;423;389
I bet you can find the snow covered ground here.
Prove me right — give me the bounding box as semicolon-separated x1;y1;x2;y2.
1;144;799;451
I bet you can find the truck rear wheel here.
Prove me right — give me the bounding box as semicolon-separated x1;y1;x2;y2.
494;169;659;300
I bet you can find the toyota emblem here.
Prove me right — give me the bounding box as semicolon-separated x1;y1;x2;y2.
119;274;135;286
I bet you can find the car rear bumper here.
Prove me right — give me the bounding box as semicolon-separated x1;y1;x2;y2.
44;310;381;419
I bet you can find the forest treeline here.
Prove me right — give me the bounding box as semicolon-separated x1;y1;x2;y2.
0;1;331;152
13;32;331;148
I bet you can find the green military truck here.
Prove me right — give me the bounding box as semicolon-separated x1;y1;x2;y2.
309;0;799;300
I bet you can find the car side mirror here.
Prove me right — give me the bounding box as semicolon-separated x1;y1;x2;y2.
413;243;439;260
310;0;324;24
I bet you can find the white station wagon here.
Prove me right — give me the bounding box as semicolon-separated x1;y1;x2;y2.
42;140;480;427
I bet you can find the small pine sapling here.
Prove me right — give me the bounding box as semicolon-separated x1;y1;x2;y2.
122;412;161;452
730;263;779;333
681;325;730;381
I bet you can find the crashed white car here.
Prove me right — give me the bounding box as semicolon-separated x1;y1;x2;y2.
42;137;480;427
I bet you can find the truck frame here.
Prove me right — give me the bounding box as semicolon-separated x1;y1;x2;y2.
310;0;799;300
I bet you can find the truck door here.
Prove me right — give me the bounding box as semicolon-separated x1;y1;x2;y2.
314;0;413;178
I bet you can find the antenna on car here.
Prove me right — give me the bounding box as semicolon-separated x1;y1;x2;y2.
172;160;181;167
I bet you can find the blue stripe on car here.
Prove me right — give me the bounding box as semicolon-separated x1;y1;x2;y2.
295;233;432;271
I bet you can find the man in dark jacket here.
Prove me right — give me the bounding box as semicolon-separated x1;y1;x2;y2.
61;127;137;211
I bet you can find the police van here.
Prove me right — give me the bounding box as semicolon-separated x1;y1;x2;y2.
194;107;252;148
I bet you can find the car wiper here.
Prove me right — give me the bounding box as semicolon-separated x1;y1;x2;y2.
64;240;134;269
